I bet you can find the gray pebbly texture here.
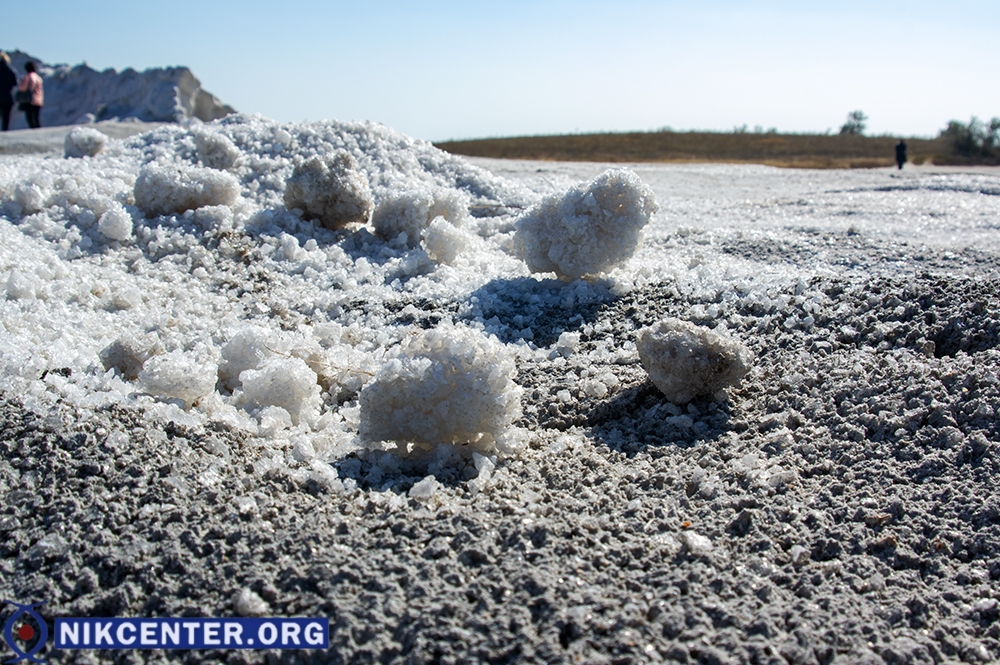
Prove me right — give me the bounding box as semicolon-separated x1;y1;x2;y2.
2;236;999;664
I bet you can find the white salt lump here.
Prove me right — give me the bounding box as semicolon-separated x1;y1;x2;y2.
64;127;107;158
637;318;752;404
358;325;523;455
192;128;241;170
134;163;240;217
233;588;270;617
138;351;218;408
372;188;469;247
218;327;270;391
283;152;373;229
97;203;133;241
513;168;658;280
422;216;468;264
100;334;165;380
238;356;321;426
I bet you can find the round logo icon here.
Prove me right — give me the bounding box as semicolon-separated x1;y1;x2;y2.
2;601;48;664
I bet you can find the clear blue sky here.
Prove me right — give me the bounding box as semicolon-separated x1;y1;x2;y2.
4;0;999;141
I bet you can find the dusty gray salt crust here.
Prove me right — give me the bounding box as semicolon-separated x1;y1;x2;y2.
1;251;999;664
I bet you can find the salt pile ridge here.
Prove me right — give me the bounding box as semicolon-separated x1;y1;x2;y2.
0;113;591;486
1;49;234;131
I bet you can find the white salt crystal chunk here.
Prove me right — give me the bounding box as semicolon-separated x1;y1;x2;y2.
64;127;107;158
283;152;372;229
97;203;133;241
138;351;217;407
681;531;714;556
637;318;752;404
134;163;240;217
240;357;320;425
233;588;270;617
409;475;441;500
513;168;658;279
359;325;522;456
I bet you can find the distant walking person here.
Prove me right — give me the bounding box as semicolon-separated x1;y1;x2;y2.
895;140;907;170
0;52;16;131
17;61;44;129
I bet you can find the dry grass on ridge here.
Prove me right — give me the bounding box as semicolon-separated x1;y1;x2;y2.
435;131;951;169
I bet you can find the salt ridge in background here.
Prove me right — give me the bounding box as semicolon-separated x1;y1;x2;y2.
1;49;234;131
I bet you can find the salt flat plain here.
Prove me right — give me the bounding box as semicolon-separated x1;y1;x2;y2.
1;119;999;664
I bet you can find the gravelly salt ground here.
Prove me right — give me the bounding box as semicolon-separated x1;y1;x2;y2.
2;147;1000;664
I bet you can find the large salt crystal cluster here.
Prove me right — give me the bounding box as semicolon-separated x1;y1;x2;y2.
513;168;658;280
358;325;523;455
637;318;752;404
283;152;373;229
63;127;107;159
133;163;240;217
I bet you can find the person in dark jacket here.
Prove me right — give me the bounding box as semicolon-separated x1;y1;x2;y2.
895;140;907;170
0;52;17;131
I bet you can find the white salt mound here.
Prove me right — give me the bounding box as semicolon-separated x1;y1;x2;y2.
358;325;523;455
133;163;240;217
283;152;373;229
64;127;107;158
513;168;658;280
637;318;752;404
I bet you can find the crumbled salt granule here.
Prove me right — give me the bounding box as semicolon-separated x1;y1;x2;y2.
637;318;752;404
233;588;270;617
467;452;496;495
513;168;658;280
308;459;344;492
790;545;810;565
408;475;441;500
681;530;714;557
283;152;373;229
64;127;107;158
